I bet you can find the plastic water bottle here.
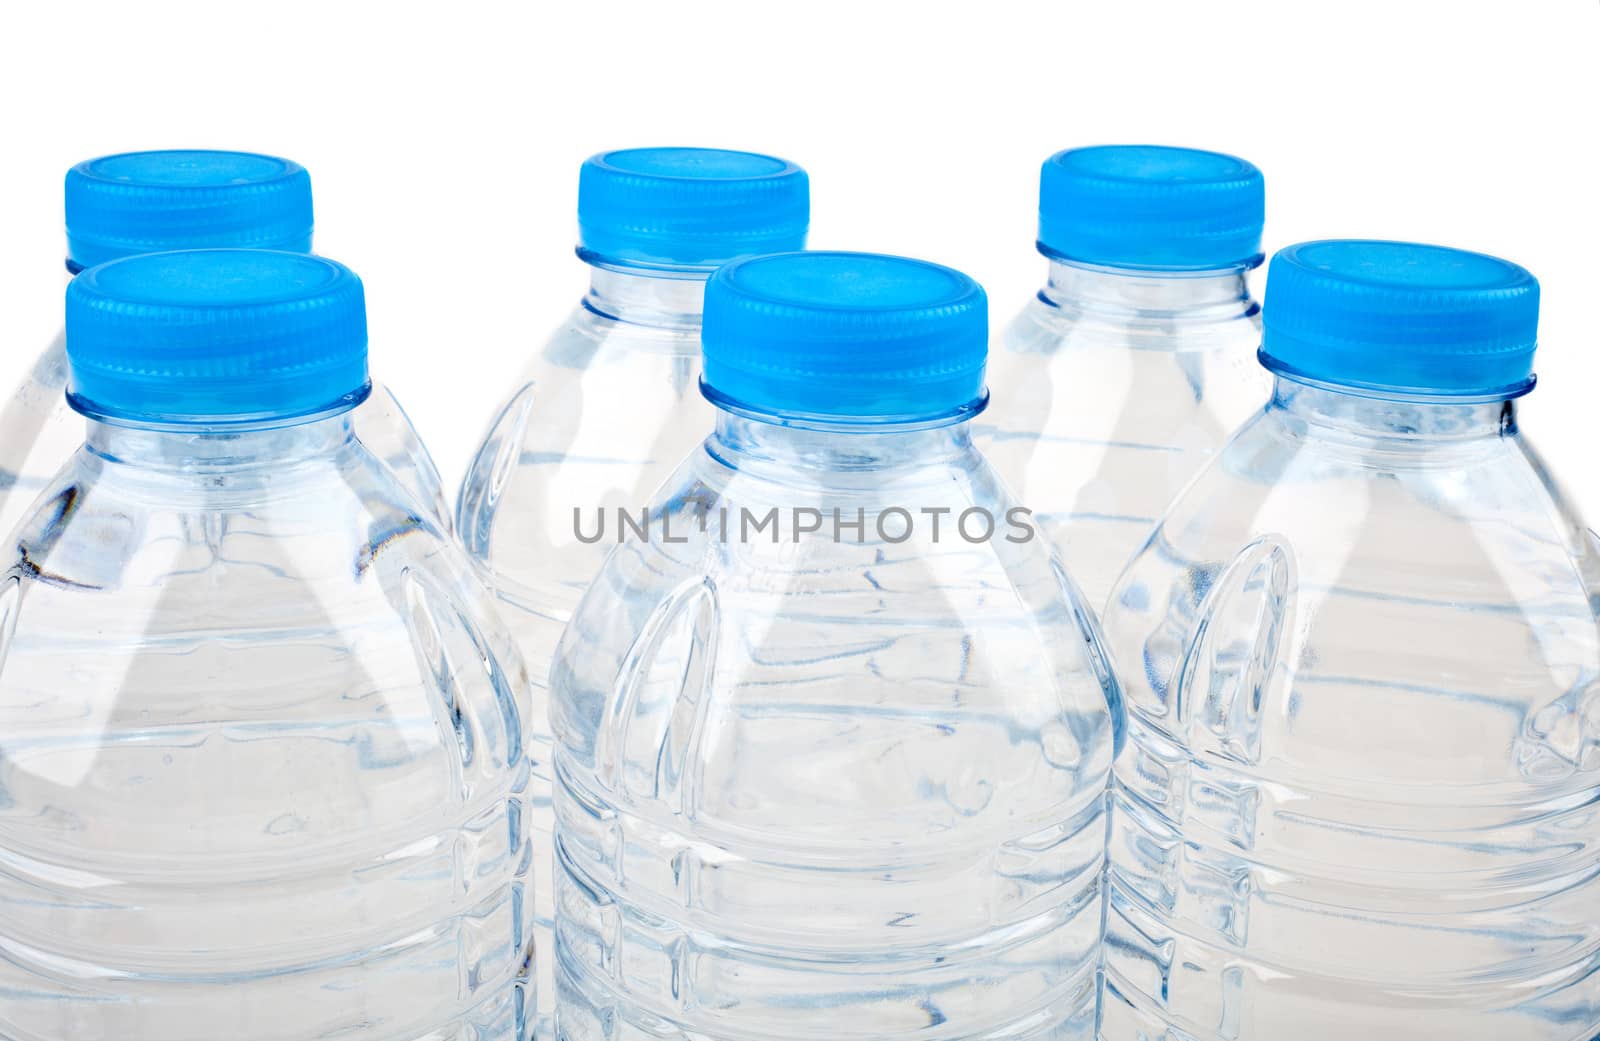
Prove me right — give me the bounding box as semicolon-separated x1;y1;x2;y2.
0;149;451;542
550;251;1120;1041
974;145;1269;607
456;146;809;1034
0;250;534;1040
1099;240;1600;1040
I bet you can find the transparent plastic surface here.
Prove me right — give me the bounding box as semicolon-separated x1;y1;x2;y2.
1099;377;1600;1041
456;264;715;1033
974;260;1268;608
0;411;535;1041
549;411;1120;1041
0;333;452;542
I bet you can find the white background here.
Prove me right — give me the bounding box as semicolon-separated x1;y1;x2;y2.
1;0;1596;515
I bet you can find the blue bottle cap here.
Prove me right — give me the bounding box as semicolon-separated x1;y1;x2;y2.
66;249;368;425
1037;145;1265;271
577;147;809;270
1260;240;1540;400
65;150;314;271
702;251;988;424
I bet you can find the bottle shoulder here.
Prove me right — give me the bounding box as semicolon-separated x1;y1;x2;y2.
0;332;80;539
465;299;707;486
8;438;470;592
540;300;702;369
1105;414;1600;794
457;288;707;566
553;441;1117;725
1120;410;1600;608
548;440;1118;858
1151;410;1594;552
454;305;713;587
0;441;529;858
984;294;1269;438
564;434;1052;575
999;288;1263;357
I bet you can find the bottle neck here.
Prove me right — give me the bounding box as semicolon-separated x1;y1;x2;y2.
583;261;708;330
85;410;356;474
1267;376;1515;444
708;410;975;477
1037;257;1257;327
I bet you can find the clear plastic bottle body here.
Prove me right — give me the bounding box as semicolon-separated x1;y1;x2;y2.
456;264;712;616
0;411;535;1041
0;285;452;543
973;260;1268;608
1099;377;1600;1041
456;262;715;1031
549;410;1119;1041
0;330;73;537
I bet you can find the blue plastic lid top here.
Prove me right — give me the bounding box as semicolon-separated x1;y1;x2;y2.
65;150;314;270
66;249;368;425
702;251;988;424
1038;145;1265;271
577;147;809;270
1260;240;1540;400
